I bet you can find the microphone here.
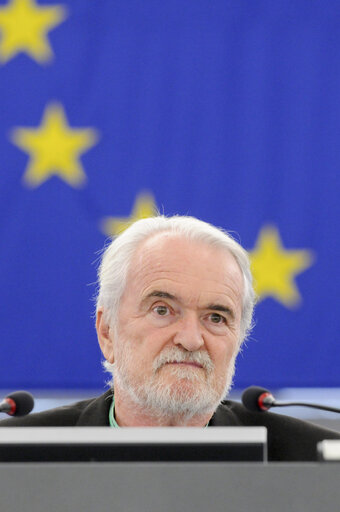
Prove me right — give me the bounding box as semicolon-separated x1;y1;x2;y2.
242;386;340;414
0;391;34;417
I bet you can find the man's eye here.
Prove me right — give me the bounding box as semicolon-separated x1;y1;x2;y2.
153;305;170;316
209;313;226;324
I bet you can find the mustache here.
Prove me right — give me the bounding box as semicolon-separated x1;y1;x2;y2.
152;347;214;373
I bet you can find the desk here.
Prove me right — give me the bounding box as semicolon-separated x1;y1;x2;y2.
0;463;339;512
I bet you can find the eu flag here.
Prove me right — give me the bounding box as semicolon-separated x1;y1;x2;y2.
0;0;339;390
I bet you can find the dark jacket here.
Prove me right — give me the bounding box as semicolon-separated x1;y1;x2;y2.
0;389;338;461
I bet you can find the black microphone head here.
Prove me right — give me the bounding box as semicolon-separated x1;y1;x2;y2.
241;386;272;412
7;391;34;416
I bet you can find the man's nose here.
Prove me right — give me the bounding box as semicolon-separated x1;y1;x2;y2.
173;313;204;351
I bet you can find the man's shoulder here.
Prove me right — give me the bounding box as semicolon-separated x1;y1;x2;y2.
216;399;340;433
213;399;340;461
214;399;340;437
0;390;112;427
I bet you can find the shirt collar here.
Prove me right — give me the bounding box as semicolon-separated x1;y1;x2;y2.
109;394;120;428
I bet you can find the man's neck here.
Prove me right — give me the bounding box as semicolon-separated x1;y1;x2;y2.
113;388;213;427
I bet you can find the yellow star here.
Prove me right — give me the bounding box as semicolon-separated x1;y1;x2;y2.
249;226;314;307
0;0;67;64
101;192;158;237
11;102;99;187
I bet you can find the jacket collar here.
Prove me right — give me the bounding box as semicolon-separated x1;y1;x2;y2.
76;390;240;427
76;389;112;426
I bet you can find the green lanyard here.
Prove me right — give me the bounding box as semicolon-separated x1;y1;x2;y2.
109;395;120;428
109;396;209;427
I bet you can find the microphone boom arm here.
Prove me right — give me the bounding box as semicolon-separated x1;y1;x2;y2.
272;401;340;414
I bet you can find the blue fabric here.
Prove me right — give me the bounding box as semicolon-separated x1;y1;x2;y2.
0;0;339;389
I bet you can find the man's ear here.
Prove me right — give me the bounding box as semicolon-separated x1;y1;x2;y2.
96;308;115;364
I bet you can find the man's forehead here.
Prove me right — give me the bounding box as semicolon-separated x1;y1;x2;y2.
126;233;244;301
133;232;234;265
133;232;194;265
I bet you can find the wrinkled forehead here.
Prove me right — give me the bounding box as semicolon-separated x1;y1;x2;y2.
125;232;244;300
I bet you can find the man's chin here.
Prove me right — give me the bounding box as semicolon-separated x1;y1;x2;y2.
115;366;229;419
122;379;222;419
167;378;203;398
158;363;206;383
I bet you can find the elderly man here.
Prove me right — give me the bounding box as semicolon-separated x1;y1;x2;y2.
96;215;253;428
1;216;339;460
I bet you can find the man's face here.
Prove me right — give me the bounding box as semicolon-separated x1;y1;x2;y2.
107;234;244;419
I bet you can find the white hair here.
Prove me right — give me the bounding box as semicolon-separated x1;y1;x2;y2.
96;215;256;345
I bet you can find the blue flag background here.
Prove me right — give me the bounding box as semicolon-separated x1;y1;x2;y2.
0;0;339;390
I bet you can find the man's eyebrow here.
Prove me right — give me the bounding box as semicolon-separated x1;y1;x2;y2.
143;290;177;302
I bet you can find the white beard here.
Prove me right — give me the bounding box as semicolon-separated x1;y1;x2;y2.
112;339;237;422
